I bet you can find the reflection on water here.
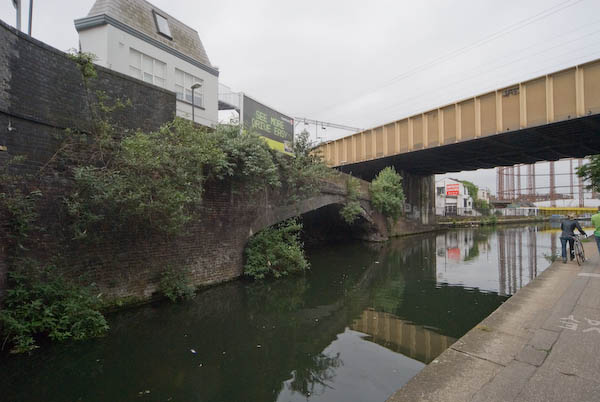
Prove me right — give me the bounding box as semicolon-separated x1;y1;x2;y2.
1;224;559;402
351;309;456;364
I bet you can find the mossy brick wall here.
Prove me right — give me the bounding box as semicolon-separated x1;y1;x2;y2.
0;20;371;302
0;20;387;303
0;19;175;173
0;19;256;301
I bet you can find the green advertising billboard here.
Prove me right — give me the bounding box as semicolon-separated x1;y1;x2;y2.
242;95;294;153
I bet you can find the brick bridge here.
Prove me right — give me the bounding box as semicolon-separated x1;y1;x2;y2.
0;21;402;302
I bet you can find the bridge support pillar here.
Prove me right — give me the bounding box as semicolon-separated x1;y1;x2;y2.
401;172;435;225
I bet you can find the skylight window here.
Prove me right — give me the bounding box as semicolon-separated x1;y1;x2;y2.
153;11;172;38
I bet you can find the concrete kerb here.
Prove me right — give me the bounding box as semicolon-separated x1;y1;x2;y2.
387;242;600;402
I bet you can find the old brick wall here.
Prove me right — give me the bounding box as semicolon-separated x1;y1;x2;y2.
0;20;384;303
0;19;175;173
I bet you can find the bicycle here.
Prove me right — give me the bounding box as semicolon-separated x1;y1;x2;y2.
572;234;586;265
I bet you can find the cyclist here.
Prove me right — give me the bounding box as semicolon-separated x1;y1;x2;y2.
560;214;586;263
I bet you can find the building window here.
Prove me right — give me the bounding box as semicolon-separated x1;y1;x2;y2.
129;48;166;88
153;11;172;38
175;69;203;107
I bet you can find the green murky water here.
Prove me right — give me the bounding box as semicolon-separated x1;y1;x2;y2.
1;225;562;402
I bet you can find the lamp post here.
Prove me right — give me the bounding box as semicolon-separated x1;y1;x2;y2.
191;83;201;123
12;0;21;31
28;0;33;35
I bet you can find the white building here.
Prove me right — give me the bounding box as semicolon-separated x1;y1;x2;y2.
435;178;473;216
477;188;491;203
75;0;218;128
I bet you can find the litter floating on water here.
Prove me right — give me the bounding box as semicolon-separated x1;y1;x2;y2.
257;344;262;348
190;349;197;354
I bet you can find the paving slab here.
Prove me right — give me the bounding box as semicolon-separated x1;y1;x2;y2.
451;327;527;367
470;360;537;402
386;349;502;402
479;306;551;339
513;367;600;402
577;283;600;309
526;328;559;351
515;344;548;366
542;305;600;382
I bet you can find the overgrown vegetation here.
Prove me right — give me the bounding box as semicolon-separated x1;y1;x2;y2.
577;155;600;192
481;215;498;226
159;266;195;302
244;219;309;280
65;122;331;240
65;119;228;238
280;130;334;202
0;260;108;353
0;157;41;250
460;180;491;215
0;54;332;352
475;198;491;216
339;176;362;224
460;180;478;200
67;51;97;81
370;167;405;220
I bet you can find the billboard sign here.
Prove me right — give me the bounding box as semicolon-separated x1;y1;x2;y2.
242;94;294;153
446;183;460;196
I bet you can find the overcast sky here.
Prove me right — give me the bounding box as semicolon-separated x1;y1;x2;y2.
2;0;599;196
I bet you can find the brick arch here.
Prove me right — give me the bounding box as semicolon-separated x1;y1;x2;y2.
249;179;388;242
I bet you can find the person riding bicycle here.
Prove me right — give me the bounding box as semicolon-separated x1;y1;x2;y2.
560;214;587;263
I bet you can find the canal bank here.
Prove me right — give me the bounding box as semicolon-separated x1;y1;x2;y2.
387;241;600;402
2;225;551;402
437;215;548;228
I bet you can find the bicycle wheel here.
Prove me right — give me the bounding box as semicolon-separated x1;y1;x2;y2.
575;241;585;265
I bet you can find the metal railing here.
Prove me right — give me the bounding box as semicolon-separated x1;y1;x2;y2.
436;207;539;217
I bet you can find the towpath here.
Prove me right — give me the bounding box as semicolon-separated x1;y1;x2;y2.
387;241;600;402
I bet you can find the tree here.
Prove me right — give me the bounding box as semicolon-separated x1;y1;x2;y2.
370;167;405;220
576;155;600;193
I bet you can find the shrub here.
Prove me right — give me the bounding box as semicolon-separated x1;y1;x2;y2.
244;219;309;280
340;201;362;224
0;261;108;353
65;119;227;238
475;199;491;216
159;266;195;302
277;130;333;202
339;176;362;224
211;124;281;191
370;167;405;220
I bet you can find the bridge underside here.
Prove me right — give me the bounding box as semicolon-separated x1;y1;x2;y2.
335;114;600;181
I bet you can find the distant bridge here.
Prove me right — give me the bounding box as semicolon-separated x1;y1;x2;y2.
317;59;600;180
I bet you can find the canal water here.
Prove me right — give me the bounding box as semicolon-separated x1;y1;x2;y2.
0;224;576;402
